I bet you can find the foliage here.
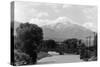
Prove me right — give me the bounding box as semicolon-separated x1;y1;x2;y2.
63;38;80;54
40;40;57;52
16;23;43;44
14;50;32;66
14;22;43;65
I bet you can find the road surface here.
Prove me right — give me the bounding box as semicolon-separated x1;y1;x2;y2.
37;54;83;64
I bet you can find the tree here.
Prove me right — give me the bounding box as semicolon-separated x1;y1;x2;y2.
45;40;57;50
16;23;43;43
93;32;97;57
63;38;79;53
16;22;43;64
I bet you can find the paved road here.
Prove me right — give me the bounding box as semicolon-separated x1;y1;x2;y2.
37;55;83;64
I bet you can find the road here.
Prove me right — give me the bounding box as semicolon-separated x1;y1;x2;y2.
37;54;83;64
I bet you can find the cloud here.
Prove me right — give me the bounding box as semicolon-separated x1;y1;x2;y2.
45;3;61;13
45;3;60;9
54;16;75;24
62;4;72;8
81;6;97;32
29;16;97;32
29;18;50;26
83;22;97;32
29;16;75;26
36;12;49;18
83;7;97;21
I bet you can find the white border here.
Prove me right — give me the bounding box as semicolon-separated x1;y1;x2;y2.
0;0;99;67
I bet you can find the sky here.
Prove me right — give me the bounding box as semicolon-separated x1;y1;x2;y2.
14;1;97;32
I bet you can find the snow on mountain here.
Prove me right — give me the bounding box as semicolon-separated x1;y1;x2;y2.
42;21;94;41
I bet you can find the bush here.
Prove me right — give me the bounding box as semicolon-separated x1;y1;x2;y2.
14;50;32;66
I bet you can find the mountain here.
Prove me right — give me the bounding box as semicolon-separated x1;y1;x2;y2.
42;21;94;41
13;21;95;42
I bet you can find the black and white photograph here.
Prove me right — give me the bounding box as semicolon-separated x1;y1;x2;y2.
11;1;97;66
